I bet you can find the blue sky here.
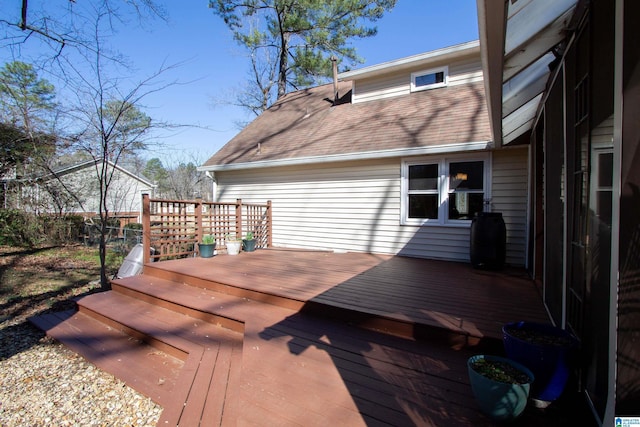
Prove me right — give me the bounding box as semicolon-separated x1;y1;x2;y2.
4;1;479;164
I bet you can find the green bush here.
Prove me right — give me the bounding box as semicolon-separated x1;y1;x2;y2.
0;210;89;247
0;210;42;246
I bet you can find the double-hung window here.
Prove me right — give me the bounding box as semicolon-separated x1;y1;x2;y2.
402;155;489;225
407;163;440;219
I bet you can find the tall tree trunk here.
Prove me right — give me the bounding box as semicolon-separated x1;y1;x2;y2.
277;32;290;99
99;219;109;290
98;157;111;291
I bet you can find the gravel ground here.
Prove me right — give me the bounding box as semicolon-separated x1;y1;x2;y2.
0;277;162;426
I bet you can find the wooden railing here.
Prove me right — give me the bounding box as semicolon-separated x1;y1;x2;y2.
141;194;272;263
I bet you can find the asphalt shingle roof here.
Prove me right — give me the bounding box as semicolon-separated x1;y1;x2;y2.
203;79;491;167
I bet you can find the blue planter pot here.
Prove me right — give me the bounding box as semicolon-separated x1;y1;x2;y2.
242;238;256;252
467;355;534;421
503;321;578;403
198;243;216;258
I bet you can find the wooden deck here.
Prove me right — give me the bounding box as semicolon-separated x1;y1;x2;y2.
30;249;589;426
148;249;549;344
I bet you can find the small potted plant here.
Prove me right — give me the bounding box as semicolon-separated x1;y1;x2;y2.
225;233;242;255
467;354;534;421
242;231;256;252
198;234;216;258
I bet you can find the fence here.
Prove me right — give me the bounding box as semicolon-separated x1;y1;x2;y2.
141;194;272;263
83;223;142;254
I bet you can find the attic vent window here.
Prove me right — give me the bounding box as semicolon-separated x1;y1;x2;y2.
411;66;448;92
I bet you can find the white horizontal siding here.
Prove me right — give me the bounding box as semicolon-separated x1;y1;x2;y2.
352;70;409;103
34;165;152;217
592;115;614;147
491;147;530;266
352;57;483;103
449;59;484;85
216;151;530;266
216;157;498;263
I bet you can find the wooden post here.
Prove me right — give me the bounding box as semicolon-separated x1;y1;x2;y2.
266;200;273;247
195;196;203;248
235;199;243;239
142;194;150;265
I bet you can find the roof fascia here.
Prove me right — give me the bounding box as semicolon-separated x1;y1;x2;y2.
44;159;155;188
198;140;493;173
477;0;507;148
338;40;480;81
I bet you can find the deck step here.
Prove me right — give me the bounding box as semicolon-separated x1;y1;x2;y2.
109;274;246;334
28;310;184;407
110;274;292;333
142;261;307;311
31;285;244;427
75;290;244;427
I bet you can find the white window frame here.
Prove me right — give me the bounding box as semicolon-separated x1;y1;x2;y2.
401;153;491;226
410;66;449;92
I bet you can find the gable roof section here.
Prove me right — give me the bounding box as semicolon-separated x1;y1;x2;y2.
35;159;154;187
202;78;491;171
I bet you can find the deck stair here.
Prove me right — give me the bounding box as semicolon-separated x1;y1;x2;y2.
31;274;248;426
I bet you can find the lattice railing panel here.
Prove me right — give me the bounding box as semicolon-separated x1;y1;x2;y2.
142;196;272;261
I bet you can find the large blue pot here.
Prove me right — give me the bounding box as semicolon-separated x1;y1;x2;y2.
503;321;578;402
467;355;534;421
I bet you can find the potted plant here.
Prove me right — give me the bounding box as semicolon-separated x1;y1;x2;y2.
502;321;579;405
198;234;216;258
467;354;534;421
242;231;256;252
225;233;242;255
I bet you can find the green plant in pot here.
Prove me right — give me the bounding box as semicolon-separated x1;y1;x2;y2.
467;355;534;421
198;234;216;258
242;231;256;252
225;233;242;255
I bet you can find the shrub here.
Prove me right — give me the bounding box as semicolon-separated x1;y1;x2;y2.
0;210;42;246
0;211;90;247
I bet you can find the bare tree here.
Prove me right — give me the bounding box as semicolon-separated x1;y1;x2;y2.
1;0;166;53
146;152;212;200
57;6;179;290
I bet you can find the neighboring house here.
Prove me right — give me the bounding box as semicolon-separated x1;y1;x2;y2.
201;40;532;265
0;167;17;209
478;0;638;423
15;159;155;222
